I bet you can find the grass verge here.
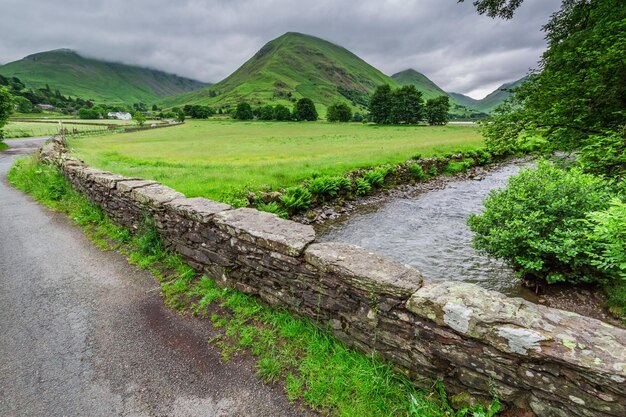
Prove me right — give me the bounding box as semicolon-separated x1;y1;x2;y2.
8;155;501;417
0;141;8;152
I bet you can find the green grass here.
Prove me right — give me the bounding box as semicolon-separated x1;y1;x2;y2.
0;49;205;104
3;121;112;138
70;120;483;201
8;155;501;417
0;141;8;151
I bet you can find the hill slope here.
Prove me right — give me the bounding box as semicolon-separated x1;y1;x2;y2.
162;32;402;111
0;49;207;104
449;77;526;114
390;69;449;100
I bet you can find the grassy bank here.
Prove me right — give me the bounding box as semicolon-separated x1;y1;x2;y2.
69;120;483;201
4;121;111;138
8;155;499;417
0;141;8;151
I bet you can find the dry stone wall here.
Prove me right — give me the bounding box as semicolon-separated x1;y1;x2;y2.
40;139;626;417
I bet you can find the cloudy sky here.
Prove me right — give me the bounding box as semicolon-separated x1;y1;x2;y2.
0;0;561;99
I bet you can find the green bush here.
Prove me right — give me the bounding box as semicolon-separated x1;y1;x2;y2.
256;201;288;219
468;161;616;284
409;163;427;180
307;175;351;201
587;198;626;282
363;165;393;188
578;132;626;178
279;186;311;214
355;178;372;196
444;158;473;175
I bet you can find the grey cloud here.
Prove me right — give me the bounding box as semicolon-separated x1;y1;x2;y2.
0;0;561;99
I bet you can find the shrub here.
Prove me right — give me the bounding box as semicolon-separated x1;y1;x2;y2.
327;103;352;122
355;178;372;196
363;166;393;187
468;161;616;284
273;104;292;121
258;105;274;121
307;175;351;200
233;102;253;120
587;198;626;282
279;187;311;214
293;98;318;121
444;158;473;175
256;201;288;219
409;163;427;180
578;132;626;178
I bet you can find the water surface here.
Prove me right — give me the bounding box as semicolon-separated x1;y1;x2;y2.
319;161;535;297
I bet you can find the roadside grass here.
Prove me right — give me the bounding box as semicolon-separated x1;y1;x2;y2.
69;120;484;201
0;141;7;151
8;155;500;417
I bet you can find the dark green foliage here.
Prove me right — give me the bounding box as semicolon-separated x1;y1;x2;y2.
426;96;450;125
183;104;214;119
279;186;311;214
273;104;292;121
459;0;523;19
482;0;626;157
468;161;616;284
78;107;103;119
587;198;626;283
133;111;146;127
444;159;474;175
307;175;351;200
258;105;275;121
326;102;352;122
175;110;185;122
362;166;394;187
234;102;254;120
390;85;424;124
409;163;427;180
578;132;626;179
352;112;364;122
355;177;372;196
0;86;13;137
293;98;318;121
369;84;393;124
13;95;32;113
256;201;288;219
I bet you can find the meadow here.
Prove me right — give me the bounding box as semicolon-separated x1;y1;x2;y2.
4;121;111;138
70;119;484;200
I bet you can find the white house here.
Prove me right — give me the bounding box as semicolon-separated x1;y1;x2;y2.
107;111;132;120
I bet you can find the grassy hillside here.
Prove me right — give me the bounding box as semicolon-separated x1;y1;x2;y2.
449;77;526;114
390;69;449;100
161;32;402;113
0;49;207;104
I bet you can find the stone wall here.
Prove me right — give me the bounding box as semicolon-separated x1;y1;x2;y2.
40;139;625;417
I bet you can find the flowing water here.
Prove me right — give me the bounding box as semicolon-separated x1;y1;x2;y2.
318;161;537;298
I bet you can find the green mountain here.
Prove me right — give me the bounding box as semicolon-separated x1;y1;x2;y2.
0;49;207;104
449;77;526;114
161;32;402;111
390;69;449;100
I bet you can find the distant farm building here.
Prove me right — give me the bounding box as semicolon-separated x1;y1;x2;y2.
107;112;132;120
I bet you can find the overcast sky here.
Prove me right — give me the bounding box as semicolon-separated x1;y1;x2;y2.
0;0;562;99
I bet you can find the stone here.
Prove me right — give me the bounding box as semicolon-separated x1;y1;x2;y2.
166;197;231;223
116;179;158;193
304;242;423;298
131;183;185;207
214;208;315;257
91;172;137;189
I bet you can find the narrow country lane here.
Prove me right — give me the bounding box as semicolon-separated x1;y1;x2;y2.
0;138;309;417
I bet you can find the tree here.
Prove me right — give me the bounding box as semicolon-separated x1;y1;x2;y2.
273;104;291;121
426;96;450;125
233;102;253;120
293;98;318;121
13;96;33;113
134;111;146;127
390;85;423;124
327;102;352;122
258;105;274;121
152;104;159;111
458;0;524;19
369;84;393;124
78;107;99;119
482;0;626;158
175;110;186;122
0;86;13;139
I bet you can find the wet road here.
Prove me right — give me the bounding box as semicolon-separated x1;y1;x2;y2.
0;138;308;416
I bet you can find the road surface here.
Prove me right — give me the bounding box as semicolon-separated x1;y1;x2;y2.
0;137;309;416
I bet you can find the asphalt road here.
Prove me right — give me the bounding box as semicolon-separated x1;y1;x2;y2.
0;138;309;417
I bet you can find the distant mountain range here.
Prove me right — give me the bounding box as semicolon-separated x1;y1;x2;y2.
0;34;525;115
0;49;207;104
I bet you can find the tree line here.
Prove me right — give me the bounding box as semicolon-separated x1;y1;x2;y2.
369;84;450;125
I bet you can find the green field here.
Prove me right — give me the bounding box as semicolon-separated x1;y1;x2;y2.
4;121;111;138
70;120;483;201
